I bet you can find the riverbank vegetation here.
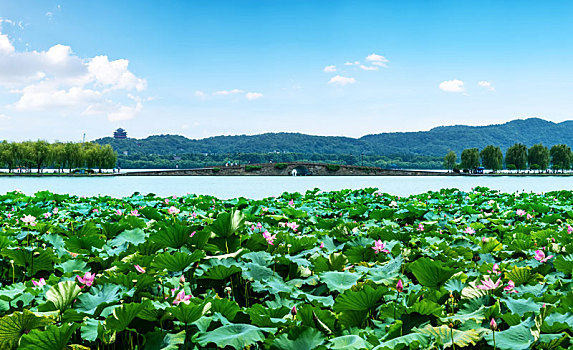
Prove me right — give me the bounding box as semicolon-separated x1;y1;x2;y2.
0;188;571;349
0;141;117;173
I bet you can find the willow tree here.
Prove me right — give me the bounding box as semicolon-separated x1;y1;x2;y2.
480;145;503;172
528;143;550;171
505;143;527;172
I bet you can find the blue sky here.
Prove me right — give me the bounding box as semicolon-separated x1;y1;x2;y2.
0;0;572;141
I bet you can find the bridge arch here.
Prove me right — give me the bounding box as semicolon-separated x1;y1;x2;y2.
291;165;310;176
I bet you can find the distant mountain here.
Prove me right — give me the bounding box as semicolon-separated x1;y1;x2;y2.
95;118;573;157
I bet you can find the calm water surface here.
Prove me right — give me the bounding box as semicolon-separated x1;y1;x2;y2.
1;175;572;199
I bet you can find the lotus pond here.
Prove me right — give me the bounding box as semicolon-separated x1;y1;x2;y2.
1;187;573;349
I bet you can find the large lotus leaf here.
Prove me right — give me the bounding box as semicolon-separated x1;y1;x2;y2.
320;271;361;293
328;335;373;349
144;330;186;350
3;248;55;276
151;222;196;249
105;301;150;332
502;297;542;317
541;312;573;333
208;209;245;238
410;257;456;289
65;234;105;252
444;277;466;294
19;323;79;350
109;228;147;247
168;301;211;324
242;251;273;267
442;306;486;323
0;309;54;350
484;319;535;350
208;298;241;321
461;281;490;299
56;260;88;274
362;255;403;285
416;325;480;348
80;318;101;342
195;323;273;350
152;251;205;272
252;276;294;294
272;327;326;350
242;263;275;281
0;283;26;301
408;299;443;317
553;255;573;275
373;333;431;350
75;284;124;316
298;305;336;334
333;285;385;312
537;333;568;349
196;259;242;280
46;281;81;313
504;266;539;286
246;304;290;327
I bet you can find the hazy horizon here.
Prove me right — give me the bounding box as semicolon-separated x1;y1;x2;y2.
1;1;573;142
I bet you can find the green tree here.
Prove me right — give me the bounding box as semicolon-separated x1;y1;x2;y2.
550;144;572;172
528;143;550;171
480;145;503;171
460;148;480;170
31;140;51;173
443;151;456;172
505;143;527;172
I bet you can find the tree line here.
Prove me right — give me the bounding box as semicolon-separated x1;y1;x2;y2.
0;141;117;173
443;143;572;172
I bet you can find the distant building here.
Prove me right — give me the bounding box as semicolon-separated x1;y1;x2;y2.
114;128;127;139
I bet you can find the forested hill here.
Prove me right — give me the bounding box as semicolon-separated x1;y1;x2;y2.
95;118;573;157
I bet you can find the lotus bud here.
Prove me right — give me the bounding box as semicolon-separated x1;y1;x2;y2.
396;279;404;293
180;275;185;283
291;305;297;316
224;286;232;297
490;318;497;330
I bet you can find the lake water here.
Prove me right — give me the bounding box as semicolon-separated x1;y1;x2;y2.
1;175;572;199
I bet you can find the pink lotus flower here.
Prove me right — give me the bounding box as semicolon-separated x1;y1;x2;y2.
190;231;196;238
396;279;404;293
77;272;95;287
417;223;424;231
130;210;140;217
6;213;12;219
32;278;46;288
534;250;554;263
173;290;192;305
68;251;79;258
476;276;501;290
288;199;294;206
320;242;325;248
53;208;59;214
372;240;389;254
286;222;299;232
487;264;501;275
135;265;146;273
526;213;533;220
262;231;276;245
92;208;100;214
516;209;526;216
21;215;36;226
164;199;170;204
115;209;123;216
389;201;398;207
168;206;180;215
568;225;573;234
464;226;475;235
504;280;517;293
43;212;52;219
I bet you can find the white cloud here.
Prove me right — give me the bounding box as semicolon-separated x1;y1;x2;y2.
213;89;244;96
439;79;465;93
366;53;389;67
0;29;147;121
246;92;263;100
478;81;495;91
328;75;356;86
323;65;336;73
194;90;206;98
359;65;379;71
344;61;360;66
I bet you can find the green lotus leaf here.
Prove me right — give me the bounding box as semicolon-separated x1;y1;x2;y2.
502;297;542;317
196;259;242;280
109;228;147;247
272;327;326;350
80;318;101;342
0;309;54;350
553;255;573;275
75;284;125;316
416;325;481;348
56;260;88;274
151;222;196;249
410;257;456;289
151;250;205;272
408;299;443;317
19;323;79;350
242;262;275;281
144;330;186;350
105;301;150;332
333;285;385;312
168;301;211;324
65;234;105;252
541;312;573;333
320;271;361;293
196;323;273;349
484;319;535;350
504;266;539;286
208;298;241;321
328;335;373;349
373;333;431;350
46;281;81;313
208;209;245;238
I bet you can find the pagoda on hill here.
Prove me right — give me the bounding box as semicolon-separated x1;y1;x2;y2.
113;128;127;139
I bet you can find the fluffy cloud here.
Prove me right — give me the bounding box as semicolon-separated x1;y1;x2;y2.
213;89;244;96
0;29;147;121
245;92;263;100
344;61;360;66
328;75;356;86
323;65;336;73
365;53;389;67
439;79;465;93
360;65;378;71
478;81;495;91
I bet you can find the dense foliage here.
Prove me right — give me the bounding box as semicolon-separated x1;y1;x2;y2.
95;118;573;159
1;187;573;349
0;141;117;173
